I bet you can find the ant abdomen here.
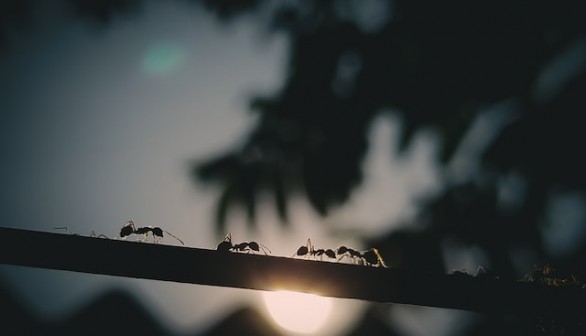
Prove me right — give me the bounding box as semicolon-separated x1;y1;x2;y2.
293;245;309;257
217;240;232;252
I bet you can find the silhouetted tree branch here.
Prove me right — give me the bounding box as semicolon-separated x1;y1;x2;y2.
1;227;584;325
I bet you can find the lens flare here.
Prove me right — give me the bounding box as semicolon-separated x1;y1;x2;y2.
262;290;332;334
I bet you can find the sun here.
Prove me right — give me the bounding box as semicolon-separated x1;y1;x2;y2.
262;290;332;334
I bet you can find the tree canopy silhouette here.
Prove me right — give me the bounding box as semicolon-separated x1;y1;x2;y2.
194;3;586;328
193;0;586;270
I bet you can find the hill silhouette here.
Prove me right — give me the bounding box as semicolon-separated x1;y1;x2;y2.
0;277;286;336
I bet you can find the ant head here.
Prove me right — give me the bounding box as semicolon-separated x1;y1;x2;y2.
120;225;134;238
151;227;163;237
248;242;260;251
124;220;136;229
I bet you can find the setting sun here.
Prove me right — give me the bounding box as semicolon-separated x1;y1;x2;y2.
262;290;333;334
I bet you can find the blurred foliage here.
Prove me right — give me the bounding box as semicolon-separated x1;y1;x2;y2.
194;0;586;282
1;0;584;280
0;0;33;46
65;0;142;24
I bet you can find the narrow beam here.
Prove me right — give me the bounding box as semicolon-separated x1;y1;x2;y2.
0;227;583;322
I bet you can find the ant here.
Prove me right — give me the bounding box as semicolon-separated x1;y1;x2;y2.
361;248;388;268
119;220;184;245
337;245;388;268
54;227;109;239
292;239;336;260
216;233;271;254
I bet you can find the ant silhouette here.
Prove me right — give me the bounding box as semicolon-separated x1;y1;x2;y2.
361;248;388;268
216;233;271;254
292;239;336;260
119;220;184;245
54;227;109;239
337;245;388;268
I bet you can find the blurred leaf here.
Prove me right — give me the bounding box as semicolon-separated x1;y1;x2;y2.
272;173;288;224
199;0;260;21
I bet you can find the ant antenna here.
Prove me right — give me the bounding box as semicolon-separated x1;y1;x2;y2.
163;230;184;245
258;242;272;254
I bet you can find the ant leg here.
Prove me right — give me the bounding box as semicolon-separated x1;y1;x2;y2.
150;232;158;243
54;227;81;236
89;231;109;239
54;227;70;234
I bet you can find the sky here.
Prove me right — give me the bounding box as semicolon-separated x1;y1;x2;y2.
0;1;478;335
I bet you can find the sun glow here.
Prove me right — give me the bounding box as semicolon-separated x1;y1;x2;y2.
262;291;332;334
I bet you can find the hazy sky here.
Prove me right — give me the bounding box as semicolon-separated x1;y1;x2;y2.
0;1;286;332
0;1;449;335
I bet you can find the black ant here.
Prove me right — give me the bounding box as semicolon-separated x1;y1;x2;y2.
361;248;388;268
54;227;109;239
216;233;271;254
119;220;184;245
292;239;336;260
337;245;388;268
